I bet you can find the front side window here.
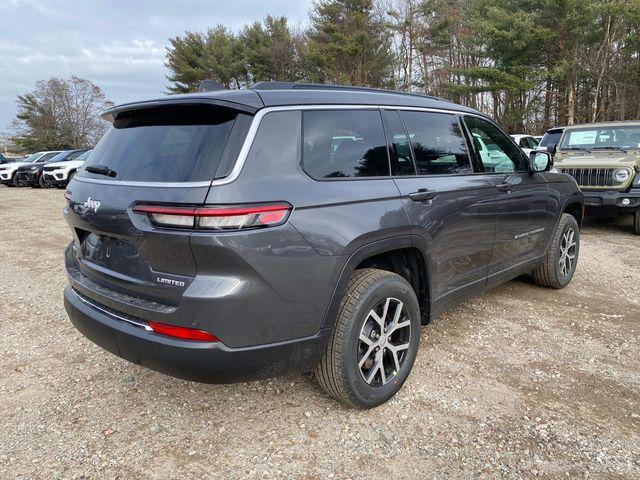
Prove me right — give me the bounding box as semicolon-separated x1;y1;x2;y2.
520;137;535;149
464;116;527;173
302;110;390;179
400;111;472;175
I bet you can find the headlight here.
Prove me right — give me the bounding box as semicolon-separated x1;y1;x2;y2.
30;166;38;171
613;168;631;183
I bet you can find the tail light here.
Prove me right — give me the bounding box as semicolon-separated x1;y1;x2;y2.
148;321;219;342
133;203;292;230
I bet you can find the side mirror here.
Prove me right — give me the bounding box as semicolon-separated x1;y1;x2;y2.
546;143;557;156
530;151;552;173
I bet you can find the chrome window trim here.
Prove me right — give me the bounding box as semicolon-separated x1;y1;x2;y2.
73;104;487;188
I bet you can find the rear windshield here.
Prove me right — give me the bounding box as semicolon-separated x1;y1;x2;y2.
79;105;238;182
539;130;563;148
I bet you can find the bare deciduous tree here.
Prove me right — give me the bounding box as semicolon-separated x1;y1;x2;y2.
12;76;112;151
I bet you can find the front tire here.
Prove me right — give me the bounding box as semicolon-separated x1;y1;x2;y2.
315;268;421;408
12;173;20;187
38;175;48;188
633;210;640;235
532;213;580;289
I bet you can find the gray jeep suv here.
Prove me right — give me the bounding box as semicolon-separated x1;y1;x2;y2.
63;82;584;408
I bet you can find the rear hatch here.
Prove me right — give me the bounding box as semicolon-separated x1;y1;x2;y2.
64;103;254;309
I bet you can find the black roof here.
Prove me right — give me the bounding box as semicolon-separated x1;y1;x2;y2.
102;83;483;121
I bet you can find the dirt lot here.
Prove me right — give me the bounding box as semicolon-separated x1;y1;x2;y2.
0;187;638;479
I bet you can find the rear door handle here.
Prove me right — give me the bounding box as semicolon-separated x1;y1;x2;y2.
495;182;513;192
409;189;437;202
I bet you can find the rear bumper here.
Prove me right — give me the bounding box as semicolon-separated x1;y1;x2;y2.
64;285;330;383
583;189;640;212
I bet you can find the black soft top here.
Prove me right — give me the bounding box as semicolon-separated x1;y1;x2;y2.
102;83;483;121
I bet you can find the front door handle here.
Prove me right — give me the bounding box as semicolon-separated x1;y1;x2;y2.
409;189;437;202
495;182;513;192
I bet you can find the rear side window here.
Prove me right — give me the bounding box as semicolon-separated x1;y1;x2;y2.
80;105;238;182
302;110;390;179
381;110;415;176
400;111;472;175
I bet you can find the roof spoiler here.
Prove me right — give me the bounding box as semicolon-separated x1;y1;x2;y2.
198;80;227;92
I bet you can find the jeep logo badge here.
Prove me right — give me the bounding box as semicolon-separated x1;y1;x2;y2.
83;196;101;213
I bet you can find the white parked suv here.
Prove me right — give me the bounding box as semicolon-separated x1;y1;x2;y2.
42;149;92;188
0;151;61;187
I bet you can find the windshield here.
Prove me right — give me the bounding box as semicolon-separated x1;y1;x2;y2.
23;152;44;163
48;151;73;163
80;105;238;182
76;150;92;161
560;126;640;150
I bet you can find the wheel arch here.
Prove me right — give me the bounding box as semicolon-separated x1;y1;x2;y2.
321;236;433;329
562;197;584;227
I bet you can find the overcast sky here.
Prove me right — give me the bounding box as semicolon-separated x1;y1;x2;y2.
0;0;312;131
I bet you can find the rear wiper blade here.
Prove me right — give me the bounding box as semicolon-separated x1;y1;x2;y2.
85;165;117;177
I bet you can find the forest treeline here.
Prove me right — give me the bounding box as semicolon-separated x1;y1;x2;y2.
165;0;640;134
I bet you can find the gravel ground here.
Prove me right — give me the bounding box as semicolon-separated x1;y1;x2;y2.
1;187;639;479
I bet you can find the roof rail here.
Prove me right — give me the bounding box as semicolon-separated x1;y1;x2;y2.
250;81;441;101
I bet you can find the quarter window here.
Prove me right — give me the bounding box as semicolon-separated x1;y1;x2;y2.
302;110;390;179
399;111;472;175
464;116;528;173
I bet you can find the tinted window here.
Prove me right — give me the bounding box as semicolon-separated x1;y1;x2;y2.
382;110;415;176
464;116;527;173
539;130;563;148
80;105;237;182
400;111;471;175
302;110;389;179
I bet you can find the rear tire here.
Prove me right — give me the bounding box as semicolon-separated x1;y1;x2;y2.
315;268;421;408
633;210;640;235
532;213;580;289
